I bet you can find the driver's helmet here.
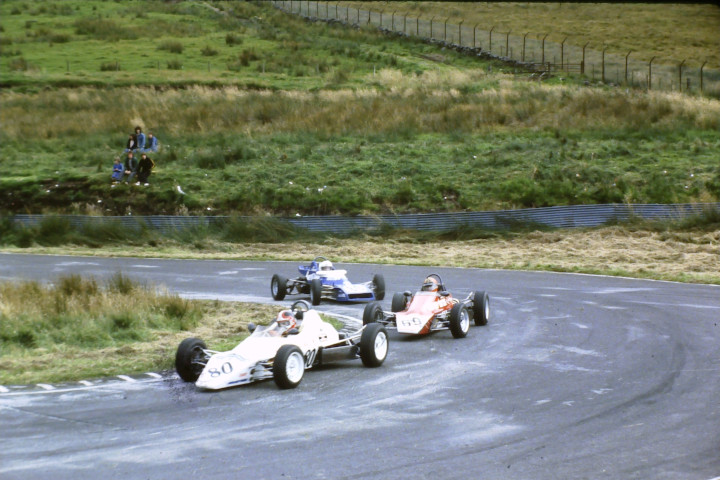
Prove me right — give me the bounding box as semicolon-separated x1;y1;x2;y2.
421;276;440;292
319;260;334;271
276;310;297;331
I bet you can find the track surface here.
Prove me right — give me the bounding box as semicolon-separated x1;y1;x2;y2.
1;253;719;479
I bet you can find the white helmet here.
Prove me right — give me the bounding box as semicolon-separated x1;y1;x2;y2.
319;260;334;271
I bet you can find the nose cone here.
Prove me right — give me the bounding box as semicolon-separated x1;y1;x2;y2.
195;355;253;390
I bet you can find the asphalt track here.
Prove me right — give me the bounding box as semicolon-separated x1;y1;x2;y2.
0;253;718;480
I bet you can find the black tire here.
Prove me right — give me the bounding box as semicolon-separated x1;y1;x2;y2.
309;278;323;305
449;303;470;339
271;274;288;301
372;274;386;301
273;345;305;389
175;337;207;382
363;301;384;325
360;323;389;367
473;290;490;326
391;292;408;312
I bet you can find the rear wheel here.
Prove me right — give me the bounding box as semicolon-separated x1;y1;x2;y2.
391;292;408;312
363;301;384;325
310;279;323;305
473;290;490;326
449;303;470;339
271;274;288;300
360;323;389;367
372;274;386;301
175;337;207;382
273;345;305;389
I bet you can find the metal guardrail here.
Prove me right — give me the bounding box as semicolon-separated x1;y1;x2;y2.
9;203;719;235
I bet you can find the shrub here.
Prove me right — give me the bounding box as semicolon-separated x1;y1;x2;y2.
158;40;183;54
100;61;121;71
201;45;218;56
9;57;31;71
166;59;183;70
225;33;242;45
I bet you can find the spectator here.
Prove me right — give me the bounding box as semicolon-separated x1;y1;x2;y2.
136;153;155;185
123;151;138;184
111;157;124;183
134;126;146;151
143;131;159;152
124;133;137;152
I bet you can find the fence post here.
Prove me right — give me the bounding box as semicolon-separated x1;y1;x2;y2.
541;33;548;64
459;20;464;45
489;26;495;54
602;47;607;83
505;30;511;58
624;50;632;83
335;2;338;19
444;17;449;42
678;60;685;92
474;24;479;48
417;17;419;36
700;61;707;93
581;42;588;74
326;2;328;18
391;10;395;30
356;7;359;24
648;56;656;89
560;36;567;69
380;10;383;28
430;16;435;38
522;32;529;62
403;15;406;34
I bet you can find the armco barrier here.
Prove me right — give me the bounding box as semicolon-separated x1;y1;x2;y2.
8;203;719;235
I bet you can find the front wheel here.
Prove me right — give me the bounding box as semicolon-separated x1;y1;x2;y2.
372;274;385;301
449;303;470;339
360;323;389;367
273;345;305;389
473;290;490;326
271;274;288;300
309;278;323;305
363;301;384;325
391;292;408;312
175;337;207;382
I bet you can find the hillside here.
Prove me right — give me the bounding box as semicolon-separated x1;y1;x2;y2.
1;0;719;217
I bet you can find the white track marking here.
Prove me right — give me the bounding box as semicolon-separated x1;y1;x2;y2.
36;384;55;390
117;375;136;383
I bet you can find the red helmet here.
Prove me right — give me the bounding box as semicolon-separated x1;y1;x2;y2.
276;310;297;331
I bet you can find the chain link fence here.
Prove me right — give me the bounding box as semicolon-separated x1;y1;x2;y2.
273;1;720;96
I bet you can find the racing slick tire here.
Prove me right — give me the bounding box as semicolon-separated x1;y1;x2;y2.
309;278;323;305
271;274;288;301
360;323;389;368
372;274;386;301
449;303;470;339
473;290;490;326
363;301;384;325
175;337;207;382
273;345;305;389
391;292;408;312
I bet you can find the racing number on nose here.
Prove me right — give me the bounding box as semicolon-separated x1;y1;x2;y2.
209;362;234;377
400;318;422;327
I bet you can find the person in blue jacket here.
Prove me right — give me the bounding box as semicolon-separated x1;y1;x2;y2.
134;126;146;151
144;131;159;152
111;157;124;183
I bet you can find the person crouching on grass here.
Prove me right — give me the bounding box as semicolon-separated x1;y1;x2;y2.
111;157;124;184
136;153;155;186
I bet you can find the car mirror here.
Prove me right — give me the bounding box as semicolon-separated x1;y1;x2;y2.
247;322;256;333
440;291;450;297
286;328;299;335
403;291;412;296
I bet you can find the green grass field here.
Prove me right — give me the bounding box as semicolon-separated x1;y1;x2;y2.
1;1;719;217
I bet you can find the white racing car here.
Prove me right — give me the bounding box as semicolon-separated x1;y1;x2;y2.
175;301;389;390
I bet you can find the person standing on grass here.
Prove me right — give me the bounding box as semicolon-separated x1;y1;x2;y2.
136;153;155;185
134;126;146;151
111;157;124;183
144;131;159;152
123;151;138;184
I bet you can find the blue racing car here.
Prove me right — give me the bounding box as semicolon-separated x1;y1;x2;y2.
271;256;385;305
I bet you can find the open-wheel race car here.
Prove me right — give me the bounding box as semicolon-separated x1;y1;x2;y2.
175;300;389;390
362;273;490;339
270;256;385;305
